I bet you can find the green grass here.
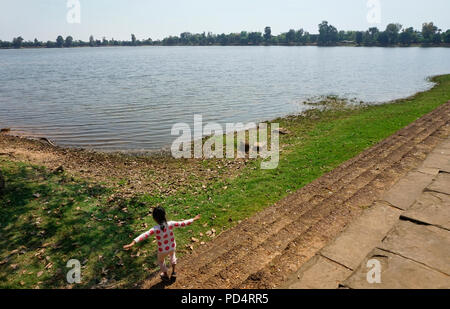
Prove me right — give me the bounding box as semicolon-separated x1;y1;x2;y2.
1;74;450;288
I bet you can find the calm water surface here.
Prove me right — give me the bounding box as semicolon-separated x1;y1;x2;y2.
0;46;449;151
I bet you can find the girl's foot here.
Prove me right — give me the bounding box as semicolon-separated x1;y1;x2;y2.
171;271;177;283
160;273;170;282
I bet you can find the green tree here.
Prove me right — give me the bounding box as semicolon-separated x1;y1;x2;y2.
444;30;450;44
33;38;42;47
180;32;192;45
270;36;279;45
318;21;338;45
385;23;402;45
377;31;389;46
286;29;296;44
12;36;24;48
56;35;64;48
399;27;414;46
365;27;379;45
277;33;287;44
65;36;73;47
164;36;179;45
248;32;262;45
355;32;364;45
239;31;248;45
302;32;311;44
199;32;207;45
432;32;442;44
264;26;272;42
89;35;95;47
206;32;216;45
422;22;438;43
295;29;304;43
131;34;137;46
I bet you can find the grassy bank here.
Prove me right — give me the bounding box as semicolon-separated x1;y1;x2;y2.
1;74;450;288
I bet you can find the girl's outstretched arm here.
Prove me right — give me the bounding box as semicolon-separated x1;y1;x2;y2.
173;215;201;228
123;240;135;250
134;228;156;243
123;227;155;250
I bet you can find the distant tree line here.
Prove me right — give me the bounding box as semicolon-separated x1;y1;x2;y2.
2;21;449;49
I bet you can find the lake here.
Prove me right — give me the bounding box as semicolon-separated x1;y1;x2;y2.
1;46;449;151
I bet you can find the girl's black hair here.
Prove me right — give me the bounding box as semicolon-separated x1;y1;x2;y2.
152;206;167;230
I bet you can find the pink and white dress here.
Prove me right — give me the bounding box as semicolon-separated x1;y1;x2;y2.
134;219;194;254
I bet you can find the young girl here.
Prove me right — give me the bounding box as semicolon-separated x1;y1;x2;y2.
123;206;201;281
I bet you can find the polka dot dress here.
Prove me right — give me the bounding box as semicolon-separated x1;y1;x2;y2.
134;219;194;254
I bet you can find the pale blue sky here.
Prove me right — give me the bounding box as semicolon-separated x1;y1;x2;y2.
1;0;449;41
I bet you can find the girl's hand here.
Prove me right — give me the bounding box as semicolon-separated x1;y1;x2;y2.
194;214;201;221
123;241;136;251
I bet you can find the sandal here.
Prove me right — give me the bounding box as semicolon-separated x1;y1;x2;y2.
171;272;177;282
160;273;170;282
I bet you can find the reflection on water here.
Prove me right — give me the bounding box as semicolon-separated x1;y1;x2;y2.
0;46;449;151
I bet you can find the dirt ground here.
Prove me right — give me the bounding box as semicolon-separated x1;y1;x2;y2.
0;133;249;201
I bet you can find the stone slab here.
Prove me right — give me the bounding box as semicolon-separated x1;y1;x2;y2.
402;192;450;230
427;172;450;195
379;220;450;275
343;248;450;289
434;138;450;151
420;153;450;173
381;171;435;210
417;167;440;176
282;255;352;289
432;147;450;155
320;202;402;270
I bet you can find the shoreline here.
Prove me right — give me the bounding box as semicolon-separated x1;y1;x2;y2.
2;43;450;50
0;74;443;158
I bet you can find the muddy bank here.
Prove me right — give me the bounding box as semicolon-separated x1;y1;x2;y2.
0;132;251;200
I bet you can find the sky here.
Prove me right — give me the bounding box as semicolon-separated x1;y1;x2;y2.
1;0;449;42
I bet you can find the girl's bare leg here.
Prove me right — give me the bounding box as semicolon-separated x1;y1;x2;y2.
157;253;169;278
170;251;177;280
